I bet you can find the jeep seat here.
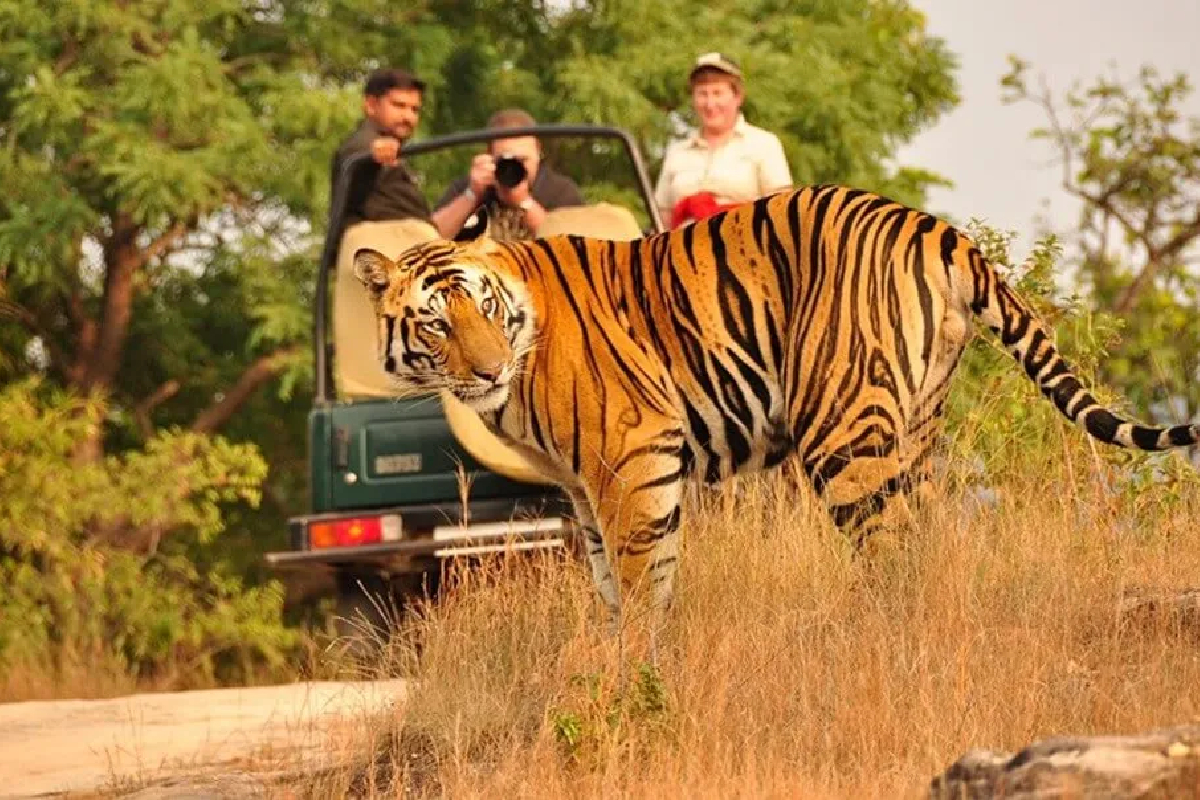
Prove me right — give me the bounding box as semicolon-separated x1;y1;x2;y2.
333;218;440;400
533;201;642;239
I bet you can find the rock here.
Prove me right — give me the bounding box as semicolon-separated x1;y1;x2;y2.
930;724;1200;799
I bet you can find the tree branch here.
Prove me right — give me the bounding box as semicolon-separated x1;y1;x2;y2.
133;379;181;439
144;219;191;264
1021;71;1157;264
1072;184;1146;253
79;212;142;393
64;289;98;386
1112;209;1200;313
190;345;302;434
53;38;79;76
78;214;192;393
1154;209;1200;266
1033;74;1079;198
0;297;43;333
0;297;71;371
222;52;289;76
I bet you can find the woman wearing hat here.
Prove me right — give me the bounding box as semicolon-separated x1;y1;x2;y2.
654;53;793;228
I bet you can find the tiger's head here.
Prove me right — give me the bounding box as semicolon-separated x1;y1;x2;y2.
352;239;534;413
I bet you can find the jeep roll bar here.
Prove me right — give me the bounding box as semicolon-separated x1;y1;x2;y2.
314;123;665;404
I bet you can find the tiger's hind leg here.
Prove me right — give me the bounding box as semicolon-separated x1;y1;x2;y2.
799;426;940;558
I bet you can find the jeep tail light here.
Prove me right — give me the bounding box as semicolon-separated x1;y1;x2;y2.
308;514;401;549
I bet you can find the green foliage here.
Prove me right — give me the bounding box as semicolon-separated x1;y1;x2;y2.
0;0;359;391
406;0;960;209
0;379;252;558
551;662;672;766
1000;57;1200;427
0;378;299;684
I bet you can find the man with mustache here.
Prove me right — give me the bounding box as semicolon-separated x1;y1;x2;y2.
331;67;431;228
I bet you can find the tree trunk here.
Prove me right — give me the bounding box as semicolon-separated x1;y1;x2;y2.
66;214;143;462
67;214;194;462
81;212;142;394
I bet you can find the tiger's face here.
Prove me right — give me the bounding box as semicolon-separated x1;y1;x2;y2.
352;241;534;413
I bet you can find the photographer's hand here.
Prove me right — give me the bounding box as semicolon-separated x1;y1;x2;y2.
468;154;496;199
430;154;495;238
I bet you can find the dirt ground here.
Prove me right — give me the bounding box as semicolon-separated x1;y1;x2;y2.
0;679;407;798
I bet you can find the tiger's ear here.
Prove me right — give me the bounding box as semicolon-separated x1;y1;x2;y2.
352;248;394;300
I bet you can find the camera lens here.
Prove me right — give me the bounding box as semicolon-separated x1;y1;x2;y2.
494;155;527;189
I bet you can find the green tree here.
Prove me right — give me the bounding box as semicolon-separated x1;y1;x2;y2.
0;0;392;460
0;377;299;692
0;0;450;685
417;0;960;208
1000;58;1200;427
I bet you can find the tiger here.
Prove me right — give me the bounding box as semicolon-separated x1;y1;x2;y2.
352;184;1199;638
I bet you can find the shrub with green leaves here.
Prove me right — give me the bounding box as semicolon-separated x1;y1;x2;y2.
0;378;299;689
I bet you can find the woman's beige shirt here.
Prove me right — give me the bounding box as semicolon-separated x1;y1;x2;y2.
654;114;793;222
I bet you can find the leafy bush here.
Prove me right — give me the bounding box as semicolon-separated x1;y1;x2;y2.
0;378;302;694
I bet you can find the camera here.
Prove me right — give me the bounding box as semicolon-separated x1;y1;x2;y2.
493;153;528;189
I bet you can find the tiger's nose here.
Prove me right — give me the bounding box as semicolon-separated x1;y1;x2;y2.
472;363;504;382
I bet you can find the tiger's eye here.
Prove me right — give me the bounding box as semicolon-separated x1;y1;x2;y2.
424;319;450;337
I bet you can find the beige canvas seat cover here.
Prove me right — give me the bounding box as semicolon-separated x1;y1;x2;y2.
333;203;646;486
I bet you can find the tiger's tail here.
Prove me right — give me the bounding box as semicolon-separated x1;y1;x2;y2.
944;227;1199;451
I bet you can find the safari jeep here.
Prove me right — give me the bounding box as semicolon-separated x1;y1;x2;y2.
265;123;665;628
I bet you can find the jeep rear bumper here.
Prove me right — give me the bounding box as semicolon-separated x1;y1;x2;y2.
266;495;575;572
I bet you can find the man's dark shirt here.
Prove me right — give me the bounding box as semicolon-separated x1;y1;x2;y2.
330;119;431;229
435;163;585;240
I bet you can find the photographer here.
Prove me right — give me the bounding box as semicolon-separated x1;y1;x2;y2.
432;109;585;241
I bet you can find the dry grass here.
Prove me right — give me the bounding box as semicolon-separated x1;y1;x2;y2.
291;445;1200;799
0;656;146;703
0;636;340;704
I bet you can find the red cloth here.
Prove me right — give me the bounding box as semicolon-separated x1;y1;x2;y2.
670;191;740;228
